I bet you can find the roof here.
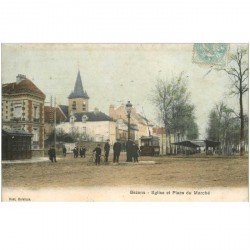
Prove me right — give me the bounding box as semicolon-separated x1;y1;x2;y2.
153;127;165;134
44;106;67;123
172;140;220;148
69;111;113;122
2;79;45;99
59;105;69;118
68;71;89;99
2;129;33;137
140;135;160;141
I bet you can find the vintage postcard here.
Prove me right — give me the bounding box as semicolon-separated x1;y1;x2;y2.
1;43;249;201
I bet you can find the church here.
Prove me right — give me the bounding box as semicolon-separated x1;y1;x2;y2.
56;71;116;144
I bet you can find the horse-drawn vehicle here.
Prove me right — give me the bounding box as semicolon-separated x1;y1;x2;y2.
140;136;160;156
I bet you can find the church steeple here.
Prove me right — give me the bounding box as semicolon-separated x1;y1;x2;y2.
68;70;89;99
68;71;89;114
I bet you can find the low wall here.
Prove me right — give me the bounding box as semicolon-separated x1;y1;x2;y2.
31;149;44;157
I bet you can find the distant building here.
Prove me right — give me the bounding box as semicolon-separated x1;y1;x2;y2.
2;74;46;156
115;118;139;149
57;71;116;144
44;106;67;140
109;104;154;143
152;127;175;155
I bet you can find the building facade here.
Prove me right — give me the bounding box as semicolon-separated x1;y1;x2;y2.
2;74;46;156
56;71;116;144
44;105;67;140
109;104;154;144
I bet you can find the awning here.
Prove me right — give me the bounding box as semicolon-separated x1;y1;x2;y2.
172;140;201;148
172;140;220;148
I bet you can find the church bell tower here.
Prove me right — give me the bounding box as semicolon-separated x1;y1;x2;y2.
68;70;89;114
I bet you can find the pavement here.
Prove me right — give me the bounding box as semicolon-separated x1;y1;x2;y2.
2;157;50;164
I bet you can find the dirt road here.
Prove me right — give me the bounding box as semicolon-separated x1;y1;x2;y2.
2;155;248;189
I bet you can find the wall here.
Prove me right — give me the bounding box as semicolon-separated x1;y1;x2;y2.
68;97;89;114
2;94;45;150
56;120;116;144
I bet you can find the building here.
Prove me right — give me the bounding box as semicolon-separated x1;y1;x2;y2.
2;74;46;156
2;129;33;160
68;70;89;114
56;71;116;144
115;118;139;150
109;104;154;143
44;106;67;140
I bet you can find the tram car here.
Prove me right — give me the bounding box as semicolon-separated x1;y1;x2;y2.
140;136;160;156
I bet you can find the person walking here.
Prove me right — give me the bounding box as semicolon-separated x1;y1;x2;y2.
104;139;110;163
62;146;67;157
48;146;57;163
113;140;122;163
93;144;102;165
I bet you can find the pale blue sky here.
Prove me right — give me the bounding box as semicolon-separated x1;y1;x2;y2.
1;44;248;138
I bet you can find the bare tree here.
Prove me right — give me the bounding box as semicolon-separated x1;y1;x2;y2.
151;72;198;154
222;47;249;155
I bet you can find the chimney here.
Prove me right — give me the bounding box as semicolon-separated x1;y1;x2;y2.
94;107;99;114
16;74;26;84
109;104;115;118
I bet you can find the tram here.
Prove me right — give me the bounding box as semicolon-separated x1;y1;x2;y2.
140;135;160;156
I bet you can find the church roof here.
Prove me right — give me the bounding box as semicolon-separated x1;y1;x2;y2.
69;111;113;122
68;71;89;99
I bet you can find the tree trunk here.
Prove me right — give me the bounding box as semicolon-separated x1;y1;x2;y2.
239;80;245;156
169;130;172;154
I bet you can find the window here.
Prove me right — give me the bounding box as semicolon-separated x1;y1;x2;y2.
82;102;86;111
70;116;75;123
82;115;88;123
13;104;22;118
34;106;37;118
33;128;39;142
72;101;76;110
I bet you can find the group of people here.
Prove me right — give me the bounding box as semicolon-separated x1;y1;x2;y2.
72;146;86;158
92;139;140;165
48;140;140;165
92;140;122;165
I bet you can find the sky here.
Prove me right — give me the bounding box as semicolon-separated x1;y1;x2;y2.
1;43;248;138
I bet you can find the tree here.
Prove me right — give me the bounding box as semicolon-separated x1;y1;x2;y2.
151;72;199;154
207;102;243;155
222;47;249;155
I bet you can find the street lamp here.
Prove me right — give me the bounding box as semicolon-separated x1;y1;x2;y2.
125;101;132;140
125;101;133;162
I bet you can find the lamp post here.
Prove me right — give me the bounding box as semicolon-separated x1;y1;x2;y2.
126;101;132;140
125;101;133;162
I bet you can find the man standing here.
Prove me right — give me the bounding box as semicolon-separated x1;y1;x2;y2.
113;140;122;163
82;146;86;158
132;142;139;162
62;146;67;157
79;147;84;157
93;144;102;165
104;139;110;163
126;139;133;162
48;145;57;163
